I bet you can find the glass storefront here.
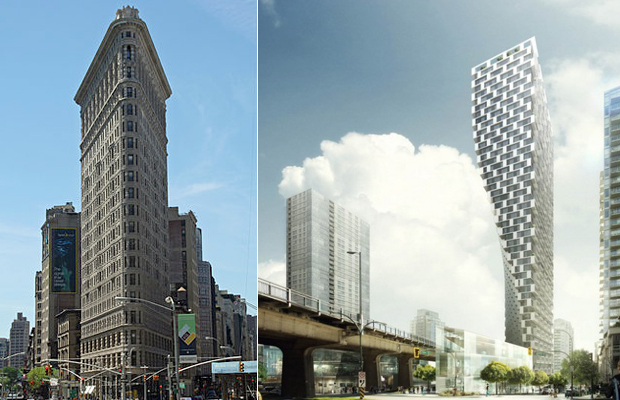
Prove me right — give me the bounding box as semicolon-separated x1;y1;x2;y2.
436;327;532;394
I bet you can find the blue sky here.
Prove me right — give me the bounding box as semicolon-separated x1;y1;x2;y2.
0;0;256;338
258;0;620;350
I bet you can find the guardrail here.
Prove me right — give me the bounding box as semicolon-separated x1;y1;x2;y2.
258;278;435;348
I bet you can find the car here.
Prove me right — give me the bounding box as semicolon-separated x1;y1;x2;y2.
205;389;218;399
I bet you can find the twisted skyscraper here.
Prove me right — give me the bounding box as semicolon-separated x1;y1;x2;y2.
472;37;554;373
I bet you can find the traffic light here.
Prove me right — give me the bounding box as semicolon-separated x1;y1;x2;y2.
153;375;159;381
238;362;244;372
527;347;533;356
413;347;420;358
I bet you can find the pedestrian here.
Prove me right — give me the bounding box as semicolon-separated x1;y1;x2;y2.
606;360;620;400
486;383;489;397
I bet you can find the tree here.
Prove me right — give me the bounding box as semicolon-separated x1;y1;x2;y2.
413;364;436;392
507;366;534;393
560;349;599;387
532;370;550;392
1;367;21;391
480;361;511;395
549;372;568;391
258;362;268;381
26;367;47;391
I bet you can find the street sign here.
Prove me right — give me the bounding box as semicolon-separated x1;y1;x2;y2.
49;378;58;387
179;382;186;389
358;371;366;388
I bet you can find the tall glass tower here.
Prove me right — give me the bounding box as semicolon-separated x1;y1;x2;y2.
286;189;370;319
600;86;620;337
471;37;554;373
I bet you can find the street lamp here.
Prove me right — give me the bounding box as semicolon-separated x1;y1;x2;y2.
115;296;180;400
346;251;364;376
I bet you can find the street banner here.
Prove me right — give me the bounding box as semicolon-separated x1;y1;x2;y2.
177;314;197;363
50;228;77;294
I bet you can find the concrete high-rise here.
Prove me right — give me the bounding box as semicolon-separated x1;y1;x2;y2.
38;202;81;365
286;189;370;318
553;319;573;373
472;37;554;373
600;87;620;338
410;309;444;343
0;338;9;368
9;313;29;368
75;6;172;377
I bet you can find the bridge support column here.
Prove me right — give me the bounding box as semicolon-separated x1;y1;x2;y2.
279;342;315;398
397;355;413;388
363;350;382;391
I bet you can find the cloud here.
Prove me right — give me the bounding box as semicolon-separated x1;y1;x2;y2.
277;132;506;339
543;0;620;28
258;259;286;285
193;0;257;40
260;0;281;28
176;182;224;198
545;53;620;350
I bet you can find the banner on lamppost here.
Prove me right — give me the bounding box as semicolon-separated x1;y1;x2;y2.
177;314;197;363
50;227;77;294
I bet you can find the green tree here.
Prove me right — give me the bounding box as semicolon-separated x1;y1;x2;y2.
413;364;436;392
560;349;599;387
507;366;534;393
258;362;268;381
480;361;511;395
26;367;47;391
1;367;21;391
549;372;568;391
532;370;549;392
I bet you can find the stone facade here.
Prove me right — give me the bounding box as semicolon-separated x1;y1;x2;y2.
39;202;81;365
74;5;173;380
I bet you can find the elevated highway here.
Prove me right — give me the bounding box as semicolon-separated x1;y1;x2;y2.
258;279;436;397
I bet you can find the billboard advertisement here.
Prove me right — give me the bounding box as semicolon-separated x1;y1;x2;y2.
178;314;197;363
50;227;77;294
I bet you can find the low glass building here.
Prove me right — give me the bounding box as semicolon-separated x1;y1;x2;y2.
436;327;532;394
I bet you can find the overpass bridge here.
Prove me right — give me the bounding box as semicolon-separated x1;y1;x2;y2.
258;279;436;397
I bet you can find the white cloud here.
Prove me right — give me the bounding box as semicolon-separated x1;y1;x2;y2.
544;53;620;350
258;259;286;286
176;182;224;198
543;0;620;28
260;0;281;28
277;132;506;340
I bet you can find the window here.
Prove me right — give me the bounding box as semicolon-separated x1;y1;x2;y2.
126;188;134;198
126;67;132;78
127;171;134;181
128;239;136;251
128;222;135;233
126;46;132;60
127;204;135;215
127;121;133;132
127;154;134;165
129;274;136;285
126;87;133;98
127;137;134;148
127;104;133;115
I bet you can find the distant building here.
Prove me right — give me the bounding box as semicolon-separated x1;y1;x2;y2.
247;314;257;360
197;260;217;361
57;309;81;399
410;309;444;343
553;319;574;373
0;338;8;368
34;271;42;364
215;289;253;361
286;189;370;319
9;313;29;368
39;202;81;365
